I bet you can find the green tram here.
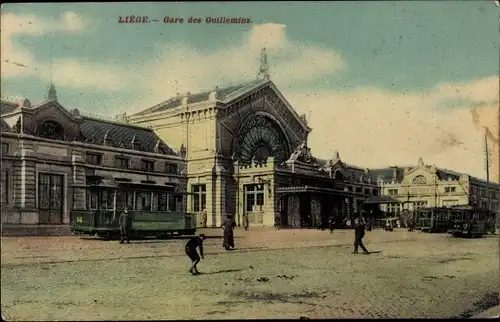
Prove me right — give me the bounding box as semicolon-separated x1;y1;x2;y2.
447;206;495;238
415;207;451;233
70;179;197;239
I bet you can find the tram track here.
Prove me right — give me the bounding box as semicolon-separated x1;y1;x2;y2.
1;236;431;267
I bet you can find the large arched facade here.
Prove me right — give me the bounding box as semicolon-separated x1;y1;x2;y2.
232;114;291;164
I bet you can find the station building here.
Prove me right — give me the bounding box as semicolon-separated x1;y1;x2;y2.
371;157;500;217
0;85;186;225
123;72;381;228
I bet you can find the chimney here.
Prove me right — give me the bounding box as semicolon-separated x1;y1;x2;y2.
390;166;398;180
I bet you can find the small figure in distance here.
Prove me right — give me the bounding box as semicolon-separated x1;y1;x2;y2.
352;217;370;255
119;208;131;244
243;213;249;231
328;215;335;233
185;233;206;275
222;214;236;250
202;209;208;228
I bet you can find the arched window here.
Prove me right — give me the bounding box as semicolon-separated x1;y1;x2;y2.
37;120;65;141
334;170;344;180
412;175;427;185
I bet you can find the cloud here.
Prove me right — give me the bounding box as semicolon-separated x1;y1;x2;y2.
1;17;497;180
1;12;91;78
133;23;345;107
285;76;499;179
59;11;88;32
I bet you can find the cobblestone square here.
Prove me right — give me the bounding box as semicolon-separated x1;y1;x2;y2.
1;228;498;320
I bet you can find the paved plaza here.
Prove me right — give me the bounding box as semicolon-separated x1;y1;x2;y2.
1;228;499;320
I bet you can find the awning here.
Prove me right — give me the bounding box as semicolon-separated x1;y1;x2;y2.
363;195;401;205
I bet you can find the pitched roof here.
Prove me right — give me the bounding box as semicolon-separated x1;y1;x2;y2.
79;116;178;155
0;100;19;115
366;167;406;183
131;78;267;116
0;119;13;132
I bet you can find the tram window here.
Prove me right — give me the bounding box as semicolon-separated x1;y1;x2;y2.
87;190;98;210
168;194;176;211
100;190;114;210
135;192;151;210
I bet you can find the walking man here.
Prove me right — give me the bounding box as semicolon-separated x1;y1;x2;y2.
352;217;369;254
185;234;206;275
119;208;131;244
222;214;236;250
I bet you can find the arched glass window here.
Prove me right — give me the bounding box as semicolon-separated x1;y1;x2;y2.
37;121;65;141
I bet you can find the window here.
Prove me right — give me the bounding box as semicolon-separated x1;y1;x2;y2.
115;190;134;210
388;189;398;196
37;121;65;141
355;187;362;194
153;192;178;212
38;173;63;211
192;184;206;212
414;201;428;209
165;163;178;174
115;156;130;169
1;171;8;204
87;190;98;210
135;192;151;210
100;189;115;210
245;184;265;212
387;203;401;214
86;153;102;165
142;159;155;171
1;143;8;154
442;200;459;207
444;187;456;193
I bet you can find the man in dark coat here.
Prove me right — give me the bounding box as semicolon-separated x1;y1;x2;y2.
185;234;206;275
222;215;236;250
119;208;131;244
328;215;335;233
352;217;369;254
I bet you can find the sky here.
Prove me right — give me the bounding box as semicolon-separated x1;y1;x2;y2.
1;1;499;180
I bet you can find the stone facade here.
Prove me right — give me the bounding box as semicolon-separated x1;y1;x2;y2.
371;157;500;217
0;89;186;225
127;77;380;228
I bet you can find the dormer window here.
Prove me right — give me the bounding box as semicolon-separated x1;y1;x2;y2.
131;135;140;150
37;120;65;141
103;131;113;146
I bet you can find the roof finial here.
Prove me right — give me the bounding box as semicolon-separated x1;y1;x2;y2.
257;47;270;80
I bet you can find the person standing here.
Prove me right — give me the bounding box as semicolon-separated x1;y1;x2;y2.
119;208;131;244
222;214;236;250
185;234;206;275
352;218;369;254
202;209;208;228
328;215;335;233
243;214;249;231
